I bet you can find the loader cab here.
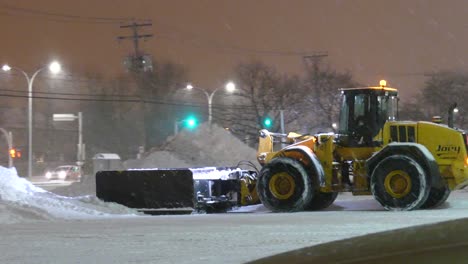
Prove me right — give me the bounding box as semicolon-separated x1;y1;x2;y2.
337;82;398;147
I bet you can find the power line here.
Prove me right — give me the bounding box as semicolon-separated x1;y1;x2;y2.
0;92;201;106
0;11;123;25
118;22;153;55
156;32;309;57
0;4;311;57
0;92;257;110
151;17;311;57
0;88;140;99
0;92;297;111
0;3;313;57
0;3;147;24
303;52;329;72
0;93;306;115
0;71;136;84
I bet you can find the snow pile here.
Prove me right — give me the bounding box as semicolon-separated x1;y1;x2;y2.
124;150;191;169
0;200;54;224
126;123;259;169
52;123;258;198
0;166;138;224
51;173;96;197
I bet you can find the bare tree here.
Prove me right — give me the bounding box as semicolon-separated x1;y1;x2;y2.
221;60;358;146
80;74;143;161
131;60;188;148
399;100;425;120
420;71;468;129
298;63;359;133
220;61;301;145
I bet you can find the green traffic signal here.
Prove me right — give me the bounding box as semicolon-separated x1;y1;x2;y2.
263;117;273;128
185;116;198;129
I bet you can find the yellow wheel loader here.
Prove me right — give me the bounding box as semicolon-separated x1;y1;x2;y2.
95;81;468;213
256;81;468;211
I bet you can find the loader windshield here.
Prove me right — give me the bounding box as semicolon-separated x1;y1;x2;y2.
338;88;398;146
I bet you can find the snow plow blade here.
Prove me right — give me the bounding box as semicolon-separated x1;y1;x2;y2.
96;167;259;214
96;169;195;213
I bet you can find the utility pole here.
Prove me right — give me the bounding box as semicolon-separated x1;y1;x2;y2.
302;52;328;74
302;52;329;132
118;21;154;72
118;21;154;152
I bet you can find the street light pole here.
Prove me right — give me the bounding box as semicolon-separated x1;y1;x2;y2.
27;70;41;178
2;62;61;177
207;91;215;125
78;111;83;164
186;81;235;125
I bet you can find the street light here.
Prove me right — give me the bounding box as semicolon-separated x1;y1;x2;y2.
2;61;61;177
186;81;236;125
448;102;458;128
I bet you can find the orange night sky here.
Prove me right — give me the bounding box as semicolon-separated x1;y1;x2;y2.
2;0;468;100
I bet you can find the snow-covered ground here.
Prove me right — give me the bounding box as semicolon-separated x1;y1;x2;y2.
2;166;468;263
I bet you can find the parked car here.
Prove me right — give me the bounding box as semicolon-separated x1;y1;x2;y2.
44;165;81;181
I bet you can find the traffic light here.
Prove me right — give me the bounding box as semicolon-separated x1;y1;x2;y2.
9;148;16;158
262;116;273;129
9;148;22;159
184;116;198;130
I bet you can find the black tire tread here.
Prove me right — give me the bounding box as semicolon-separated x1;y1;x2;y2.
420;184;451;209
371;155;430;211
257;157;314;212
306;192;338;211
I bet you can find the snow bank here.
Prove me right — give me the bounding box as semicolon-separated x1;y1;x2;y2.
0;166;138;224
51;173;96;197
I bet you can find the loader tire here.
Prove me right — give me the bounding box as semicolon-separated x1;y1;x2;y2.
371;155;430;211
420;184;451;209
306;191;338;211
257;157;313;212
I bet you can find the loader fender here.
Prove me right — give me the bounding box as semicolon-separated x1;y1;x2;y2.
366;142;443;188
279;145;326;187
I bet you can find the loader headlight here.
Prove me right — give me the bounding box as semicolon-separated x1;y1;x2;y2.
258;153;267;162
259;129;269;138
45;172;51;179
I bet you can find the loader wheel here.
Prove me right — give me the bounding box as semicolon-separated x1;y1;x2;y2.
257;157;313;212
371;155;430;211
420;184;451;209
306;191;338;211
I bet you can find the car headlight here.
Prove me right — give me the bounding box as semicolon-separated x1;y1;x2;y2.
45;172;51;179
59;171;67;179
